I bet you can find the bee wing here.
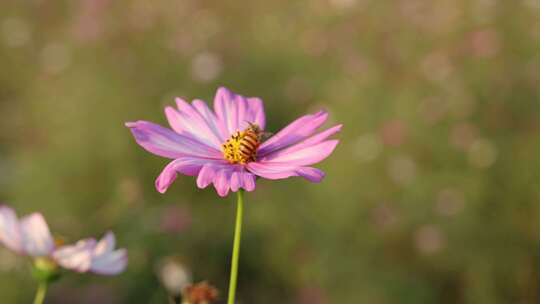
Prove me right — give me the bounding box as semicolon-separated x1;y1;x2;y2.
260;131;273;141
243;120;256;127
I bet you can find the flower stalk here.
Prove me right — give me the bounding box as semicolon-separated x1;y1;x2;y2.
227;190;244;304
33;281;47;304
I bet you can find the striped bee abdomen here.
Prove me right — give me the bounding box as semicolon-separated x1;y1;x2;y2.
222;124;263;164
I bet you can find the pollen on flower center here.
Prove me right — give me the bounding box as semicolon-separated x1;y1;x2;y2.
222;128;261;164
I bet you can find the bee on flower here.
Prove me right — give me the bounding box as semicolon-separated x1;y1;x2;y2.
126;86;341;304
126;86;341;197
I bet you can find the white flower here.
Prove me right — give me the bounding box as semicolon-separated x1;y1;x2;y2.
0;205;127;275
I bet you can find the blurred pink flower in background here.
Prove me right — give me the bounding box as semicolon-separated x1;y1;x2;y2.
414;224;446;255
155;257;192;297
126;87;341;197
159;205;192;234
467;138;497;169
469;29;500;58
191;51;223;83
371;202;399;231
379;119;408;147
0;205;127;275
72;0;110;42
450;122;478;151
421;51;454;84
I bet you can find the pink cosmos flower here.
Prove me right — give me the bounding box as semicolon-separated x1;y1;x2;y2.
126;87;341;197
0;205;127;275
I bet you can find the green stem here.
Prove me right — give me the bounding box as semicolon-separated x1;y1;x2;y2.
227;190;244;304
33;282;47;304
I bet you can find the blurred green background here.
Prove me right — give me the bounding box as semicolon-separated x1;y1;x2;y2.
1;0;540;303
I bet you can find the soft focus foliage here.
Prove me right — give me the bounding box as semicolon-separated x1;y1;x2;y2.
1;0;540;303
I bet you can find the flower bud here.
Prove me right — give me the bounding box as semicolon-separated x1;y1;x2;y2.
183;281;219;304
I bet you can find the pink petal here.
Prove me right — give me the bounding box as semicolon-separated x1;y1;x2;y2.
230;172;241;192
246;163;298;179
92;231;115;256
125;121;222;159
155;157;221;193
213;169;231;197
192;99;229;141
241;172;256;191
246;163;325;182
196;164;217;189
234;94;247;132
20;213;54;257
90;232;127;275
0;206;23;253
214;87;237;136
275;124;342;155
294;167;325;182
164;98;223;149
91;248;127;275
214;87;267;138
53;239;96;272
246;97;266;130
258;111;328;156
231;170;256;193
260;140;339;167
196;163;256;195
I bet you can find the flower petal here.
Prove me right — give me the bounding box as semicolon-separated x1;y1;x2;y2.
241;172;256;192
164;98;223;149
90;232;127;275
197;163;217;189
0;206;23;253
228;169;256;193
125;121;222;159
259;140;339;167
230;172;241;192
258;111;328;156
246;97;266;130
196;163;255;195
214;87;237;136
214;87;267;137
246;163;297;179
192;99;229;141
294;167;325;182
53;239;96;272
91;248;127;275
20;213;54;256
92;231;115;256
155;157;219;193
213;169;231;197
246;163;326;182
228;170;256;192
274;124;342;155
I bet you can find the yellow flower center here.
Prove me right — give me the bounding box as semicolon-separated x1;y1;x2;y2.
222;128;260;164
